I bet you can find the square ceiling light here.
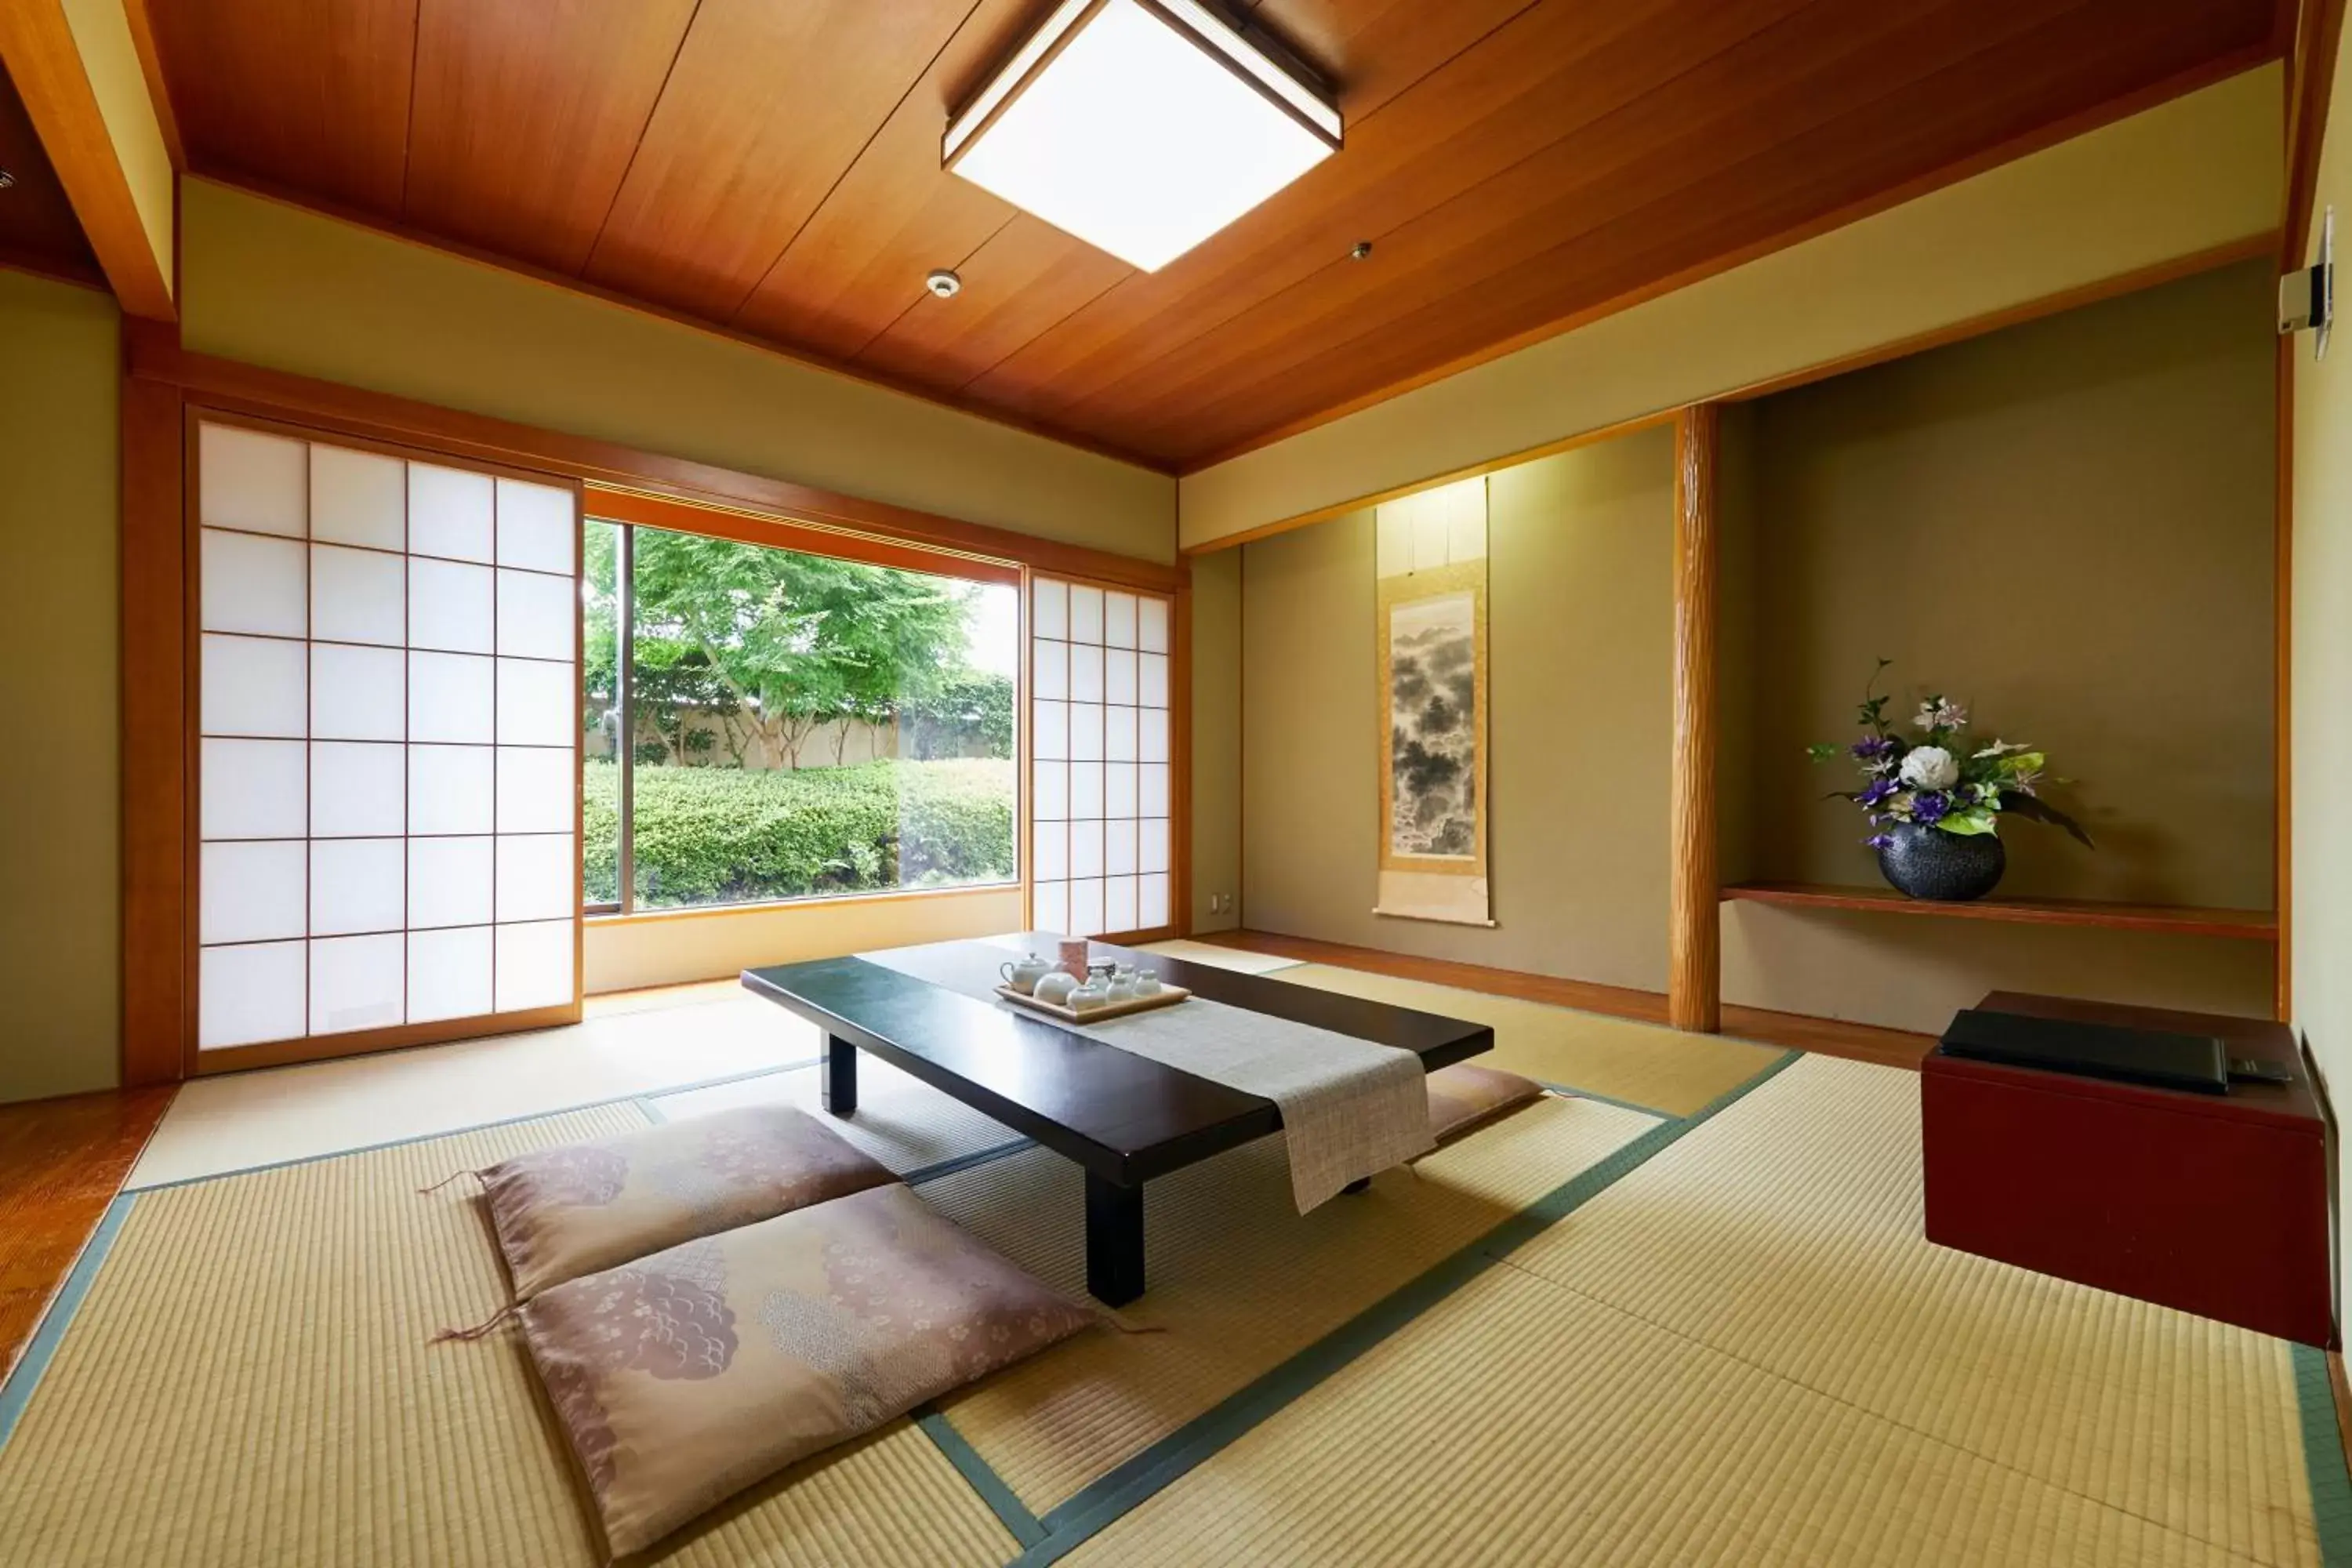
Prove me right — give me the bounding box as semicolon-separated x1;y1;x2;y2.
944;0;1341;272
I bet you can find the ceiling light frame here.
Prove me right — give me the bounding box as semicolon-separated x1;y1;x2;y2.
942;0;1341;269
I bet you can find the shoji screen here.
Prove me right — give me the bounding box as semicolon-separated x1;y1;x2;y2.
1029;576;1172;938
194;420;581;1057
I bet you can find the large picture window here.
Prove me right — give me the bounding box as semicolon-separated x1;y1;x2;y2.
584;515;1019;913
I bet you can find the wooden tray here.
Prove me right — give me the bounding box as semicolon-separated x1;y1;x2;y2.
996;982;1191;1023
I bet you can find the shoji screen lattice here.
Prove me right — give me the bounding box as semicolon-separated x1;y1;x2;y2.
195;421;581;1054
1030;577;1172;938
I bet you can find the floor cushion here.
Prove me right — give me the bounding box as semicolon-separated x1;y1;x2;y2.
478;1105;896;1300
519;1182;1097;1559
1424;1063;1545;1144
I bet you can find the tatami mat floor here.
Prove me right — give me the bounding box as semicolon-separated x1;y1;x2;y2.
1067;1055;2339;1567
5;943;2343;1567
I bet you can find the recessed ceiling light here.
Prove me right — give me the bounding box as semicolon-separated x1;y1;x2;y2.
944;0;1340;272
925;268;963;299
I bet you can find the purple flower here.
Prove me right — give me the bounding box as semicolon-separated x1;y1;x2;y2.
1864;833;1894;850
1857;777;1897;808
1851;735;1894;760
1911;789;1951;825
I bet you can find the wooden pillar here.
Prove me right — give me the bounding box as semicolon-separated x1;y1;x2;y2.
1669;404;1721;1033
120;363;189;1084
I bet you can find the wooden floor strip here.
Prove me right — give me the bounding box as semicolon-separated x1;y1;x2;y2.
0;1084;175;1384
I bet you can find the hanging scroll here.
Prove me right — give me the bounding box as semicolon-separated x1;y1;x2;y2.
1374;476;1492;926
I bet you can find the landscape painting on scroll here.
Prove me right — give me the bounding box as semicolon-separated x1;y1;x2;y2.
1387;591;1479;858
1374;476;1490;926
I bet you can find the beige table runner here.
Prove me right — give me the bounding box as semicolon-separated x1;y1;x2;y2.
861;941;1433;1211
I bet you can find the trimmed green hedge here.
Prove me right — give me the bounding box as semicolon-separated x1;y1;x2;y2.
584;758;1014;906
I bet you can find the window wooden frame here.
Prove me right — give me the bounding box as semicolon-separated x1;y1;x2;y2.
122;325;1191;1084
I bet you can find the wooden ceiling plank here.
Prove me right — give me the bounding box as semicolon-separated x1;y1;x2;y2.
896;0;1569;401
1083;0;2045;437
730;0;1038;361
965;0;1819;423
938;0;1546;410
148;0;416;216
400;0;699;276
1148;0;2276;462
1250;0;1546;122
0;0;175;317
0;62;104;285
854;216;1134;388
143;0;2284;467
582;0;974;325
1154;32;2244;459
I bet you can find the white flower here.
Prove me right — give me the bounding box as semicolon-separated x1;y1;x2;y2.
1898;745;1959;791
1973;739;2031;758
1914;697;1969;732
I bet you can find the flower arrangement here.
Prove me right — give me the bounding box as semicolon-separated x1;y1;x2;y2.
1808;659;2092;849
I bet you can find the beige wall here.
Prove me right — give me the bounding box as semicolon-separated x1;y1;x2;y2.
0;270;122;1101
1180;65;2281;548
179;180;1175;563
585;887;1023;994
1243;426;1675;989
1725;260;2278;1032
1239;263;2277;1033
2291;18;2352;1320
1190;547;1242;932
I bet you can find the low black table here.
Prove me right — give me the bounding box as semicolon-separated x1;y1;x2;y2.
742;936;1492;1305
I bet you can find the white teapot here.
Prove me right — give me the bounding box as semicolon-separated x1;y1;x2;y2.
999;952;1054;995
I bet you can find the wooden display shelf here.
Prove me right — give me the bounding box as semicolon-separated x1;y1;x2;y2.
1722;882;2278;940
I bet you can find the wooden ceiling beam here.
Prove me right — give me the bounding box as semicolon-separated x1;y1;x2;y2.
0;0;176;318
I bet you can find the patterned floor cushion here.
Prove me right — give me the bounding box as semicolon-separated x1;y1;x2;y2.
519;1182;1097;1559
476;1105;897;1300
1424;1062;1545;1144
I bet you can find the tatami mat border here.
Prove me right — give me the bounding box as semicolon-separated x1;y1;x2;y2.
1540;1080;1679;1119
2293;1345;2352;1563
921;1407;1049;1549
953;1048;1800;1566
127;1054;818;1191
906;1139;1036;1187
0;1192;135;1454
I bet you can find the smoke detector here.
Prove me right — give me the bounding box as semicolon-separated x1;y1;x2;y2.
925;268;962;299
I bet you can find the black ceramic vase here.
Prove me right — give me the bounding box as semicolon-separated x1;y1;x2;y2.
1876;822;2005;901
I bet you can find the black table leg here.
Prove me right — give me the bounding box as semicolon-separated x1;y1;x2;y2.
822;1033;858;1116
1085;1171;1145;1306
